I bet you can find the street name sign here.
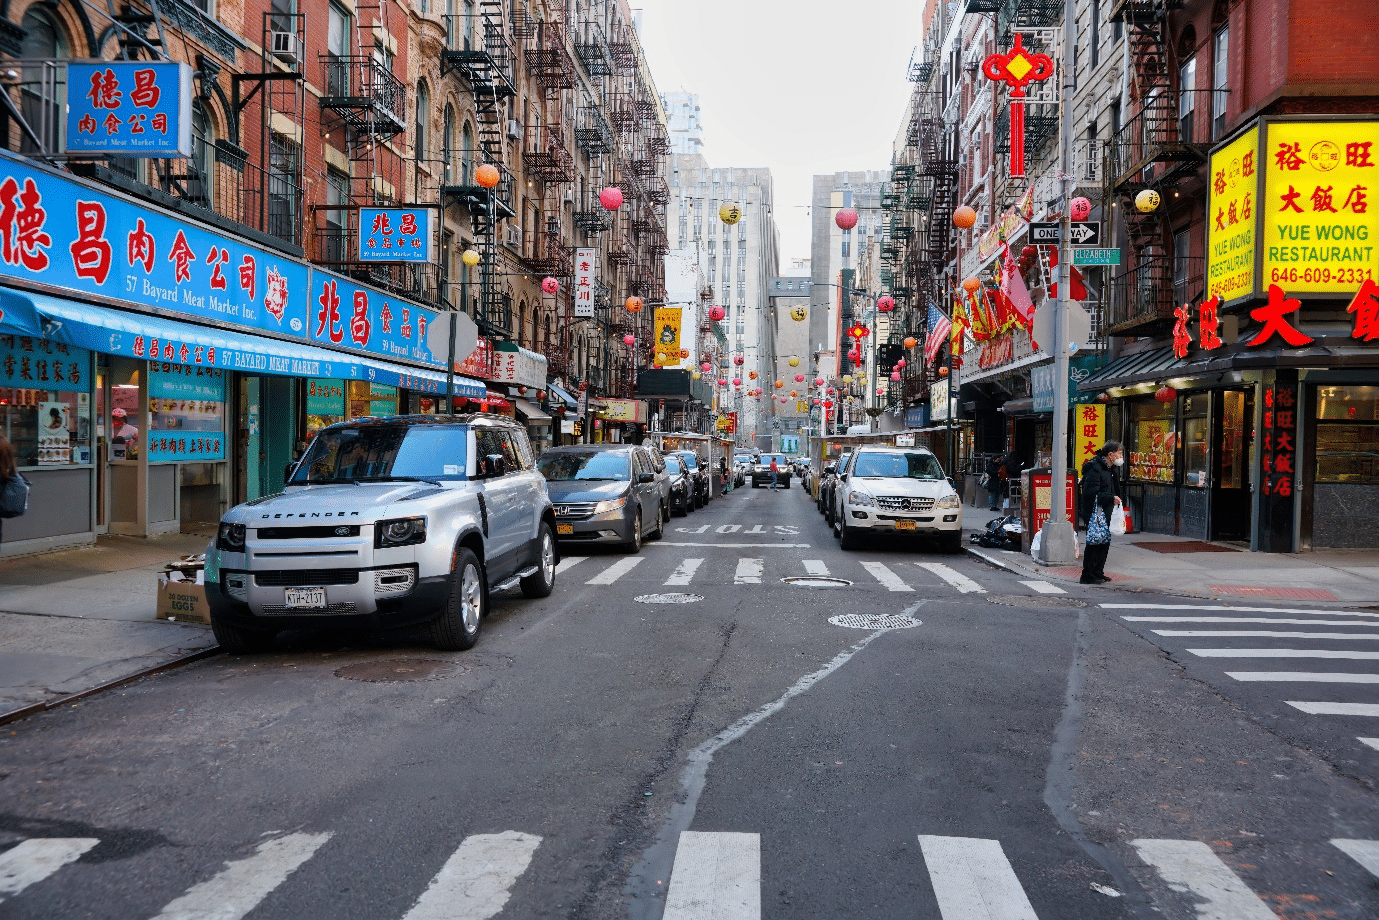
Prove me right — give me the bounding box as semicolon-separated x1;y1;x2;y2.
1072;247;1121;266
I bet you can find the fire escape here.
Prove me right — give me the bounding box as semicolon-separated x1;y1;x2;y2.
1105;0;1205;334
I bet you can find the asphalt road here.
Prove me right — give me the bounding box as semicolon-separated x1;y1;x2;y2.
1;479;1377;919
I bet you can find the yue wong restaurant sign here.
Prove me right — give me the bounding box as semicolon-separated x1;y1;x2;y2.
65;61;193;158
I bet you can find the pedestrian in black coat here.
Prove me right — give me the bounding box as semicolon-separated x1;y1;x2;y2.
1079;441;1123;584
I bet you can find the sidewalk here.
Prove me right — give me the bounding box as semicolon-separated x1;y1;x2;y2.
961;505;1379;607
0;531;220;723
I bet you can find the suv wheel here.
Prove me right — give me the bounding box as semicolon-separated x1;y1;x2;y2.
624;510;643;554
210;615;276;654
520;524;557;598
839;518;862;550
431;548;485;650
939;531;963;554
648;502;665;541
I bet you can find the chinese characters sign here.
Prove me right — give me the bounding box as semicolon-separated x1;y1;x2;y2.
1207;125;1258;304
489;342;547;389
652;306;682;365
1076;403;1104;468
147;363;225;462
65;62;193;158
1262;120;1378;294
0;335;85;389
574;248;595;318
309;269;441;365
358;207;432;263
1258;380;1298;552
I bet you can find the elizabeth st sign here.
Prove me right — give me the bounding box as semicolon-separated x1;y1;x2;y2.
1029;221;1101;245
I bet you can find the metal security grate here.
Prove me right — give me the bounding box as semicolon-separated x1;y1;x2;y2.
255;570;360;587
258;526;362;539
260;602;359;615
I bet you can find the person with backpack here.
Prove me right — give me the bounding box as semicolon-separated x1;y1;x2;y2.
0;435;22;541
1079;441;1124;584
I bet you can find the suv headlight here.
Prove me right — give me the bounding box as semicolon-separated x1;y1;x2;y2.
847;490;875;506
375;516;427;548
593;496;627;515
216;522;246;551
936;493;962;510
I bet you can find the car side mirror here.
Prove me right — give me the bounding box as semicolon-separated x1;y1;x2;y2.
283;462;296;485
638;472;655;483
484;453;507;478
946;476;955;487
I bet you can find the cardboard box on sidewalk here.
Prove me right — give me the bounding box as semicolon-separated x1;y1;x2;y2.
156;571;211;625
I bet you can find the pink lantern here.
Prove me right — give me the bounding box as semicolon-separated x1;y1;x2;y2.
794;374;805;382
623;334;635;346
897;358;906;368
848;349;860;362
717;378;728;387
890;370;901;381
877;295;895;312
877;387;885;395
542;276;559;294
814;377;824;386
599;186;624;210
733;354;744;365
812;399;821;406
732;377;742;386
708;305;726;322
1070;196;1092;221
835;208;858;230
826;387;836;395
780;396;789;404
701;362;712;372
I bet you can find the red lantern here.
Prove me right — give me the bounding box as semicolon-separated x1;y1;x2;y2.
826;387;836;395
1070;196;1092;221
814;377;824;386
542;276;559;294
623;334;635;346
625;296;644;313
812;399;821;406
714;378;726;387
794;374;805;382
953;205;977;229
475;164;500;189
775;380;784;389
732;377;742;386
834;208;858;230
877;295;895;312
599;186;624;210
1155;385;1177;403
733;354;744;365
1096;392;1112;403
1021;245;1039;260
537;390;546;400
897;358;906;368
708;305;726;322
823;400;834;409
701;362;712;372
962;276;981;293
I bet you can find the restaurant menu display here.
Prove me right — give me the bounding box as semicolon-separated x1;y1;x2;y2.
1130;418;1176;483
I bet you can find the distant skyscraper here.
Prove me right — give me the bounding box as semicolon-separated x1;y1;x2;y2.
662;91;705;157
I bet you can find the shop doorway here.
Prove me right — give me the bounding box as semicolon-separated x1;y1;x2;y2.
1211;388;1253;541
240;377;298;502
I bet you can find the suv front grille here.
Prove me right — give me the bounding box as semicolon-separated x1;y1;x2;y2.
553;502;598;518
875;496;934;513
260;602;359;616
255;569;360;587
257;526;362;540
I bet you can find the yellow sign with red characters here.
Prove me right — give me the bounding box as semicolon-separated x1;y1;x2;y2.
1075;403;1105;468
651;307;682;364
1207;126;1259;304
1262;120;1379;294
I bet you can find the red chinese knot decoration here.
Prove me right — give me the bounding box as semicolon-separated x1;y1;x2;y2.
982;34;1055;179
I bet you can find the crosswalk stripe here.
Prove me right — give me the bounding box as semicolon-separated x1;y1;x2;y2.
1226;672;1379;684
402;831;541;920
734;559;764;585
1125;616;1379;626
663;831;760;920
1155;629;1379;640
803;559;830;576
1331;839;1379;878
0;838;99;902
1285;701;1379;717
918;835;1038;920
1189;648;1379;660
150;832;332;920
1102;603;1379;617
665;558;704;586
1020;580;1065;595
917;562;986;594
861;561;913;592
1130;839;1275;920
1359;738;1379;752
585;557;643;585
555;556;586;575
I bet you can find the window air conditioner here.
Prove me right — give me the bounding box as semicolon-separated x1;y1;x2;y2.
507;119;522;140
505;226;521;246
271;31;298;64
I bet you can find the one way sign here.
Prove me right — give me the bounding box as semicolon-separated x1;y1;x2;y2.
1029;221;1101;246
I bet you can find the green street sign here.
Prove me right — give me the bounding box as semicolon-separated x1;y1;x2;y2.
1072;248;1121;266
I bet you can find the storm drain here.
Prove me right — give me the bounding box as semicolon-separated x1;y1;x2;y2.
828;613;921;630
781;576;853;587
334;659;467;682
987;595;1089;608
635;593;703;604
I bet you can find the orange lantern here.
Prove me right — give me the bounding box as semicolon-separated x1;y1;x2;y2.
962;276;981;293
625;296;644;313
679;348;690;359
774;380;784;389
904;336;918;349
475;164;500;189
938;366;949;377
790;390;798;397
748;370;758;379
953;205;977;229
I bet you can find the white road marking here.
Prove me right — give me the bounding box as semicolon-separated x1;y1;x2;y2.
402;831;541;920
1359;738;1379;752
803;559;830;576
1332;839;1379;878
150;832;332;920
555;556;586;575
860;561;913;593
1124;616;1379;626
650;542;812;548
1130;839;1275;920
918;835;1038;920
585;557;644;585
1155;630;1379;640
1226;672;1379;684
665;558;704;586
1020;580;1065;595
1189;649;1379;660
917;562;986;594
1102;603;1379;617
662;832;760;920
734;558;764;585
0;838;98;902
1286;702;1379;717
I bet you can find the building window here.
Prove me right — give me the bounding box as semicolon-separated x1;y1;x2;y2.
323;169;350;262
461;122;474;184
268;135;300;245
1212;26;1229;139
1172;227;1192;305
1178;55;1196;144
327;3;350;96
18;7;66;155
189;103;214;207
442;105;455;183
415;82;429;161
1090;0;1100;68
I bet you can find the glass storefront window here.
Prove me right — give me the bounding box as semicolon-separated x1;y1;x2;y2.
348;381;397;419
147;364;226;462
306;378;347;439
1128;398;1175;483
1181;394;1208;487
1220;391;1247;489
1316;385;1379;484
0;337;94;467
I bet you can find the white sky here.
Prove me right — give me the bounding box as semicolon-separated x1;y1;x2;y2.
633;0;922;264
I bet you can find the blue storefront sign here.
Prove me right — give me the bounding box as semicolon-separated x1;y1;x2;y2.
358;207;433;263
147;363;226;462
308;269;442;365
65;62;193;158
904;405;928;428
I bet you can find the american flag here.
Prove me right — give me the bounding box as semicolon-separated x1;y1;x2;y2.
924;303;951;365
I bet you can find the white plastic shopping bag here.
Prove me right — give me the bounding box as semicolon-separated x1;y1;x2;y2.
1110;503;1127;536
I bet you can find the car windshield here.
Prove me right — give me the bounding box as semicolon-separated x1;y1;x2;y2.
676;453;699;469
665;456;684;474
538;450;631;482
292;425;467;483
758;454;786;465
851;451;946;480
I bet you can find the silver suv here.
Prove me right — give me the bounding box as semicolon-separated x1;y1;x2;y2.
205;415;557;653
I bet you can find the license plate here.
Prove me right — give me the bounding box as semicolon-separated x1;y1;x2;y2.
557;523;575;535
895;520;917;531
284;587;327;608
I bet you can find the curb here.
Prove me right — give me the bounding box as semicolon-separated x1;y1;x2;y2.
0;646;222;728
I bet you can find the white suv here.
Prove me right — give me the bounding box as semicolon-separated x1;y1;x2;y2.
832;446;963;552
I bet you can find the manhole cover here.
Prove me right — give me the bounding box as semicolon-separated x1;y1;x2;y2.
782;576;853;587
828;614;921;630
986;595;1089;608
635;593;703;604
335;659;467;682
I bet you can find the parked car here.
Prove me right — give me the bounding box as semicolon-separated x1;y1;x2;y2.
750;453;792;489
831;446;963;552
664;454;694;515
734;456;751;488
538;444;666;553
636;444;673;519
819;452;852;519
666;450;711;508
205;415;558;654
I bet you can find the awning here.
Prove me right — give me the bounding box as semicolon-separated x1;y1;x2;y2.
546;382;578;409
512;398;552;425
4;289;486;398
998;397;1035;414
1078;346;1185;391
